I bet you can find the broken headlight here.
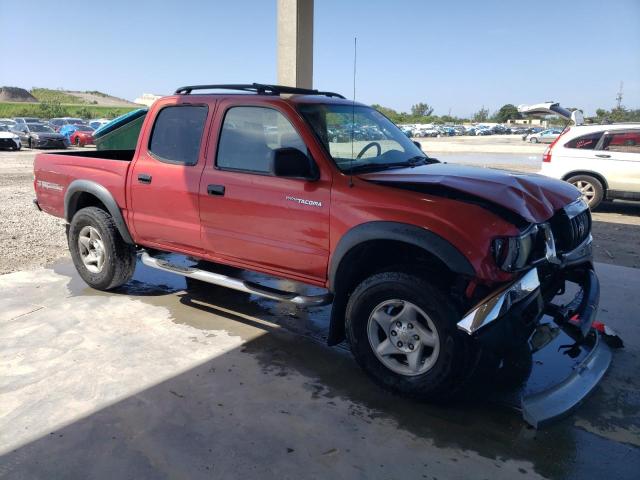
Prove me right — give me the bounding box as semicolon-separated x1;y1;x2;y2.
492;225;539;272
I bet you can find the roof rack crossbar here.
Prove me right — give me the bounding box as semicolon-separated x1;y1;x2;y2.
174;83;345;99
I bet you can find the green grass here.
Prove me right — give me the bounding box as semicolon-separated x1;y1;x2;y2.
30;88;86;104
0;102;139;119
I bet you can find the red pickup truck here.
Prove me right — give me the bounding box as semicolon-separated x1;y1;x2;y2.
34;84;609;425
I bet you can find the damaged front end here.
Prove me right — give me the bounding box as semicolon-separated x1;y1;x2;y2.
458;199;612;427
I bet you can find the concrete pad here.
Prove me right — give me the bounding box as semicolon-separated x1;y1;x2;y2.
0;260;639;479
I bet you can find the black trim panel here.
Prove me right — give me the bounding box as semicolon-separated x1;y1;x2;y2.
64;180;134;244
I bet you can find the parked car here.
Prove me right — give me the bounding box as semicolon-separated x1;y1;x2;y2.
31;83;610;427
13;123;66;149
526;128;562;144
539;123;640;208
70;125;96;147
0;124;21;150
49;117;86;132
0;118;17;129
88;119;111;130
13;117;42;125
475;127;492;136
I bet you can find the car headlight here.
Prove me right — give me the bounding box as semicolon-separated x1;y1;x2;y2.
492;225;539;272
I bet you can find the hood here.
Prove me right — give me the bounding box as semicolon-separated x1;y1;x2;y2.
358;163;580;224
34;132;65;139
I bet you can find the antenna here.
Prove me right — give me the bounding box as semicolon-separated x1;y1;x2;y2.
349;37;357;188
616;81;624;109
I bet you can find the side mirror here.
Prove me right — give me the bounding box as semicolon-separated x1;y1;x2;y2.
271;147;319;181
413;141;422;150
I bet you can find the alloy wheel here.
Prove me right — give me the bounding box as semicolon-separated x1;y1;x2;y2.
367;299;440;376
78;226;106;273
573;180;596;205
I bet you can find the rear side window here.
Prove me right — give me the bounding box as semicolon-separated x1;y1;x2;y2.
602;130;640;154
149;105;208;165
565;132;603;150
216;106;306;174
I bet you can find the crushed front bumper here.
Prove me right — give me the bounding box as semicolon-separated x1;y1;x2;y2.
457;262;611;427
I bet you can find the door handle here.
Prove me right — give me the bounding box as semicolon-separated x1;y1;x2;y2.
207;184;225;196
137;173;152;184
595;154;611;158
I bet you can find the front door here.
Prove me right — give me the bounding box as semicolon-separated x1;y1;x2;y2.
198;102;331;283
128;99;212;253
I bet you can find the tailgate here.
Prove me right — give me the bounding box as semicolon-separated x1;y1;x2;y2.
518;102;584;125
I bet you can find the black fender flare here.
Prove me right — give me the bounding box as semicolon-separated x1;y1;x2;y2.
64;179;134;244
326;221;475;345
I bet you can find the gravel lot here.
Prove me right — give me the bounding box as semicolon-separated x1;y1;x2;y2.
1;145;638;273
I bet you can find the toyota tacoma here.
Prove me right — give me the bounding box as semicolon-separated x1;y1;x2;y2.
33;84;611;425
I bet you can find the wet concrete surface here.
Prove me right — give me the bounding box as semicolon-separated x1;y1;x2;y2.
0;259;639;479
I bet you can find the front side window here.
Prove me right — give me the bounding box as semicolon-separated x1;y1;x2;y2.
298;103;427;172
565;132;604;150
217;106;307;173
602;130;640;154
148;105;208;165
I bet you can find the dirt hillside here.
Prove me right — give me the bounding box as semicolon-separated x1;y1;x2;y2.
0;87;38;103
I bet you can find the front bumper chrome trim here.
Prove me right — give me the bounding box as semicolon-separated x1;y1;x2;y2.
457;268;540;335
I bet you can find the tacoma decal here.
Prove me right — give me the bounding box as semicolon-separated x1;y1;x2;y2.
37;180;63;191
286;195;322;207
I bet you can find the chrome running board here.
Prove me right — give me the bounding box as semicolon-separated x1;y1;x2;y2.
140;251;333;307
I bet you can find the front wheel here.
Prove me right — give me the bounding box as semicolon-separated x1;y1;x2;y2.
530;137;539;143
345;271;474;401
75;137;82;147
68;207;136;290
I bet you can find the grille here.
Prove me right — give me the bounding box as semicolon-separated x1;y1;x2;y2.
550;208;591;253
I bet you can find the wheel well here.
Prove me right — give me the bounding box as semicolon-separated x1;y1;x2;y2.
562;171;608;192
327;239;466;346
68;192;109;219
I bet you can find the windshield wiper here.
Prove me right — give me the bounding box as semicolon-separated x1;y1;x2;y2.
348;157;432;173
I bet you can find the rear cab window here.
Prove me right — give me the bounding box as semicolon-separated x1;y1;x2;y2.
148;105;208;165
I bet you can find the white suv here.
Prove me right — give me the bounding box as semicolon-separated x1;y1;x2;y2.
517;102;640;209
538;123;640;209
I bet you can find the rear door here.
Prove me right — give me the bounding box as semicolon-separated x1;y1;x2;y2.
596;129;640;194
128;98;213;253
198;100;331;283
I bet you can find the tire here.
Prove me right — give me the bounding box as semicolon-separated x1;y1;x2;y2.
28;139;32;149
68;207;136;290
75;137;82;147
566;174;604;209
345;271;475;401
530;137;539;143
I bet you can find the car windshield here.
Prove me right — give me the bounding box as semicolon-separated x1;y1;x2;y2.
76;125;94;132
28;124;54;133
298;104;428;172
0;125;8;132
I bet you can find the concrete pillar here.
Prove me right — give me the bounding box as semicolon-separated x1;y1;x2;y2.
277;0;313;89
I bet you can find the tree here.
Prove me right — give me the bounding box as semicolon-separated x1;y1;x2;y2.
411;102;434;117
494;104;521;123
473;106;489;123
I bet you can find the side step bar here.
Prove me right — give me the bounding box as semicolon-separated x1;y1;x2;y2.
140;251;333;307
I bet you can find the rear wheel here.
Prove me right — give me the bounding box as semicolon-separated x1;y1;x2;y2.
68;207;136;290
530;137;539;143
567;174;604;209
345;271;474;401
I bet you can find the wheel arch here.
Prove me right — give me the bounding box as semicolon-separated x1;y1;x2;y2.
326;221;475;345
562;170;609;191
65;180;134;244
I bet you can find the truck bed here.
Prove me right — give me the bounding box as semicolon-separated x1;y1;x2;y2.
34;150;133;220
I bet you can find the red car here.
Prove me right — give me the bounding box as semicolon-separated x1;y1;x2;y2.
69;125;95;147
33;83;609;426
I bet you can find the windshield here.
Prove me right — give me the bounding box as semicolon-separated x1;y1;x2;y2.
28;124;54;133
298;104;427;172
76;125;94;132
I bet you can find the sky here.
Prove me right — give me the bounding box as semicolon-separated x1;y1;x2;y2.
1;0;639;117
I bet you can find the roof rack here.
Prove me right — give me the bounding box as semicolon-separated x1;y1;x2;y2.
174;83;345;99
